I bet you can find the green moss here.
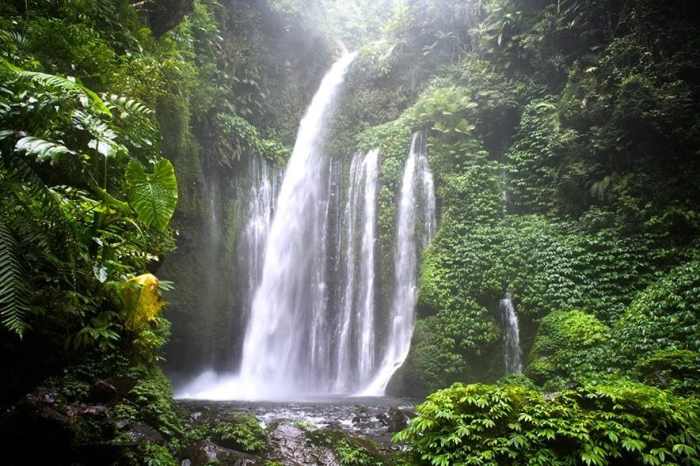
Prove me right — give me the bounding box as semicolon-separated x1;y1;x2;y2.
211;415;266;454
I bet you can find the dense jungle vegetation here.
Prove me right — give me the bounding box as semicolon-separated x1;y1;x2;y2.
1;0;699;465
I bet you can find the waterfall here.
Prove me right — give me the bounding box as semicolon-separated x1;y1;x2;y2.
235;52;357;398
500;293;522;375
334;150;380;391
360;132;436;396
239;156;280;314
357;149;380;383
175;58;440;400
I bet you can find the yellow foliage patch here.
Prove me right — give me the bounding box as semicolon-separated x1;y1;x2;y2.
122;273;165;331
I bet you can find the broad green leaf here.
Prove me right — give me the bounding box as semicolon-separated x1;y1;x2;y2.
126;159;178;231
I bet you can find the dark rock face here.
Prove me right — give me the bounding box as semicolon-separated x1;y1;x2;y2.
267;423;339;466
0;388;121;465
146;0;194;37
88;379;118;404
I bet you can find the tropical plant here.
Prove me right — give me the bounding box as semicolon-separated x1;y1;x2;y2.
396;380;700;466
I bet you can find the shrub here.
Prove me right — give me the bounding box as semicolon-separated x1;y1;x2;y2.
527;310;611;389
614;260;700;367
395;380;700;466
211;415;266;454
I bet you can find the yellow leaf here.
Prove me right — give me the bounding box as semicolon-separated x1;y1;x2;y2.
122;273;165;331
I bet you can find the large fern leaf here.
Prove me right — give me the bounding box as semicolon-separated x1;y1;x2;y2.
0;220;29;337
15;136;76;163
126;159;178;231
0;59;111;116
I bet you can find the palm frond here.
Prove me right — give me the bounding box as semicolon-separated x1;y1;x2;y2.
0;220;29;337
3;61;111;116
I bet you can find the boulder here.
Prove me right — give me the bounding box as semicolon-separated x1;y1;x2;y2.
386;407;409;433
183;439;263;466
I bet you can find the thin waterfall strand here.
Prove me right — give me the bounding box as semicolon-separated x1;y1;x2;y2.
359;132;436;396
500;293;523;375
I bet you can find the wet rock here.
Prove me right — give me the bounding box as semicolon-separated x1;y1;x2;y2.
386;407;409;433
0;388;120;464
88;380;118;404
122;422;165;445
184;439;263;466
269;423;338;466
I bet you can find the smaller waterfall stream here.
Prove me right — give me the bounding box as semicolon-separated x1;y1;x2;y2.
361;132;436;396
334;149;380;392
239;156;280;313
500;293;522;375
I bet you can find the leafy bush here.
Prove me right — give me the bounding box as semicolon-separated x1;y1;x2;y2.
635;349;700;396
211;415;266;454
614;260;700;368
527;310;611;390
396;380;700;466
123;368;183;438
335;440;382;466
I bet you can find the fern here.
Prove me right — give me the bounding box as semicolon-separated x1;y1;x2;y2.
0;220;29;337
103;93;153;118
126;159;178;231
15;136;76;163
0;58;111;116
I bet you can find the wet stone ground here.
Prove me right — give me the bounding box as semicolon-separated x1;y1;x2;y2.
176;397;416;466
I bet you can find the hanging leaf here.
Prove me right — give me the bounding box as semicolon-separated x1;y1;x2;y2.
126;159;178;231
15;136;76;163
0;221;29;337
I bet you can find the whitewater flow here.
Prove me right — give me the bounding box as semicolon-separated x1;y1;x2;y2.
240;156;280;314
500;293;522;375
177;53;358;400
360;132;436;396
176;59;439;400
333;150;380;391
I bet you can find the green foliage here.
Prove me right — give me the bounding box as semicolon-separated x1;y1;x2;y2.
527;310;611;390
126;159;178;231
614;260;700;368
141;443;177;466
635;349;700;396
214;113;289;166
396;380;700;466
124;368;183;438
0;220;29;336
335;439;382;466
210;415;266;454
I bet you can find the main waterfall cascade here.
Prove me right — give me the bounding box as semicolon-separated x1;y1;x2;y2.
176;54;437;400
500;293;523;375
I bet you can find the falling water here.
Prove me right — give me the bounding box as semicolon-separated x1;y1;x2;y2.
360;132;436;396
334;152;363;391
239;156;280;313
357;149;380;383
176;59;440;400
334;150;380;391
232;52;357;398
500;293;522;375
